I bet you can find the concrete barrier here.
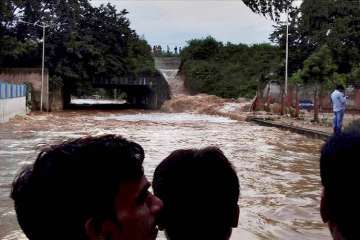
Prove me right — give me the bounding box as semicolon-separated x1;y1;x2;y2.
0;68;49;111
0;97;26;123
0;81;27;123
246;116;331;140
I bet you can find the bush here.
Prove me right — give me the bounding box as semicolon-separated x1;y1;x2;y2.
181;37;282;99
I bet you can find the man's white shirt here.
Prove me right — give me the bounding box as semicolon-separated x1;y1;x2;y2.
331;89;346;112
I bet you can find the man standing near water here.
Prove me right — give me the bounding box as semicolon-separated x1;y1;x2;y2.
330;85;346;134
11;135;163;240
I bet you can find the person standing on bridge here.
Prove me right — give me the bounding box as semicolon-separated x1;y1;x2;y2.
330;85;347;135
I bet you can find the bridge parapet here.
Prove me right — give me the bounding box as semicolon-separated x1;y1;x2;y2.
92;77;153;87
92;72;170;109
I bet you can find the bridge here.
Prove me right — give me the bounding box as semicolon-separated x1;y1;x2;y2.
91;57;181;109
91;73;169;109
0;57;181;111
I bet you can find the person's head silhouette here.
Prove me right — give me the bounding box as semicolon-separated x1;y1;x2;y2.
11;135;163;240
320;122;360;239
153;147;240;240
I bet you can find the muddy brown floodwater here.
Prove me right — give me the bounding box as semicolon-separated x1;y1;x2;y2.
0;110;331;240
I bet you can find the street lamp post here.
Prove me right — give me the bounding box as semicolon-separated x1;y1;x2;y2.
41;24;46;112
277;9;290;116
19;20;48;112
285;9;289;97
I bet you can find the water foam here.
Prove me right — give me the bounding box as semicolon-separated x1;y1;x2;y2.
94;113;237;123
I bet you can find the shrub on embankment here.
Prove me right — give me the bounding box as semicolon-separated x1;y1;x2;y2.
180;37;282;99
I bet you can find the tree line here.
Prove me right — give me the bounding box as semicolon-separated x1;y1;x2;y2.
0;0;316;105
0;0;295;98
0;0;290;88
0;0;156;101
180;0;360;120
271;0;360;88
272;0;360;120
180;37;282;99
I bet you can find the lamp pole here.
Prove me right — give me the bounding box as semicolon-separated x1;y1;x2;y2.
19;20;48;112
41;24;46;112
285;9;289;97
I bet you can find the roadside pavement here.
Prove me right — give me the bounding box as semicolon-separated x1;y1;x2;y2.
248;110;360;140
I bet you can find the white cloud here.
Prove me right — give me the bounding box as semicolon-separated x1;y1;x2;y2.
91;0;276;48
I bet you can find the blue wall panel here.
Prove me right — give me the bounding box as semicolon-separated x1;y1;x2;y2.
0;82;27;99
0;82;3;99
5;84;8;98
12;84;15;98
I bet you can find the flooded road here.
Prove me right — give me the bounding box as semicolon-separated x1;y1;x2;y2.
0;110;330;240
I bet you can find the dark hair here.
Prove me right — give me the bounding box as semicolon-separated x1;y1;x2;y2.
336;84;345;91
153;147;240;240
11;135;144;240
320;124;360;239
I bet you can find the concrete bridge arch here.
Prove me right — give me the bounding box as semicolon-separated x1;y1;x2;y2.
0;68;171;110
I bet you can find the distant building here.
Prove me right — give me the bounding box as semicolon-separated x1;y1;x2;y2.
263;81;281;100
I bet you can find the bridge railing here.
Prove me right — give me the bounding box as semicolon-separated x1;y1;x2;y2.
92;77;153;86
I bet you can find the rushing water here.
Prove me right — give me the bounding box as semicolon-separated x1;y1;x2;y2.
0;110;330;240
159;69;187;97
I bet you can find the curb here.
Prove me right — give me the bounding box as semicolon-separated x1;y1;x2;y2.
247;117;331;140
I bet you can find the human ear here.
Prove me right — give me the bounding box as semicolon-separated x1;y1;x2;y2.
232;204;240;227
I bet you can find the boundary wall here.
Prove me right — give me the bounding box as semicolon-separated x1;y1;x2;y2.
0;81;27;123
0;68;50;111
262;82;360;112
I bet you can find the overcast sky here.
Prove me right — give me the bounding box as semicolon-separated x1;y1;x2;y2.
91;0;277;49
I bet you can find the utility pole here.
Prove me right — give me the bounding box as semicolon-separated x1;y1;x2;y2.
41;24;46;112
19;20;48;112
285;8;289;97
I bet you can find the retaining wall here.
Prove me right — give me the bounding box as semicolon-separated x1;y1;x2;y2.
263;83;360;112
0;68;49;111
0;82;27;123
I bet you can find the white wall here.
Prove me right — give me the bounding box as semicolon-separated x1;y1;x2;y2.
264;82;281;99
0;97;26;123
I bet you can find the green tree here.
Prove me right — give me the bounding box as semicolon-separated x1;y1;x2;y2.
271;0;360;77
270;8;313;77
181;37;222;61
243;0;294;19
350;64;360;87
298;0;360;73
300;45;337;85
289;69;303;117
180;37;282;99
0;0;157;105
297;45;337;122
